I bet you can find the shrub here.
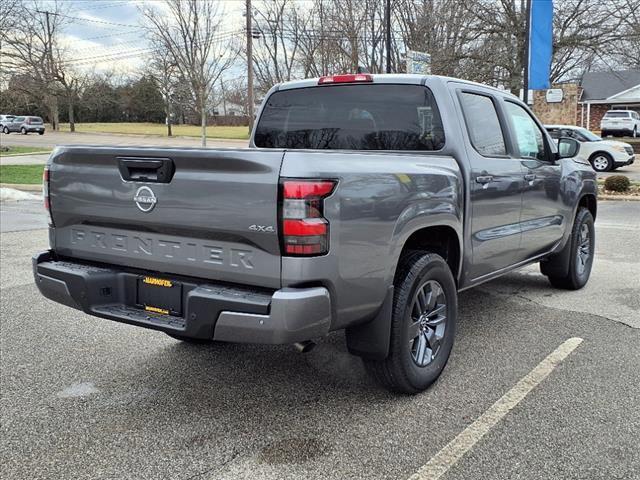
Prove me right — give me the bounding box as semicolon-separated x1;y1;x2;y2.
604;175;631;192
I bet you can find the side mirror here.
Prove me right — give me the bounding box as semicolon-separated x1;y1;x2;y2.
556;137;580;159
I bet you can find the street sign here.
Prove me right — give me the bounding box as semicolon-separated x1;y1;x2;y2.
545;89;564;103
406;50;431;75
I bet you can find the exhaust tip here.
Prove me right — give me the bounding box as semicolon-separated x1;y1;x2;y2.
294;340;316;353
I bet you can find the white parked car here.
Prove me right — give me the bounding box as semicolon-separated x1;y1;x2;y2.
545;125;635;172
600;110;640;138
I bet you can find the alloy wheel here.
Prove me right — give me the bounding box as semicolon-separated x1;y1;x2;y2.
408;280;447;367
592;155;609;171
576;223;591;275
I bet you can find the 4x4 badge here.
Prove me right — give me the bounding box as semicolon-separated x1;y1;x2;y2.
134;186;157;212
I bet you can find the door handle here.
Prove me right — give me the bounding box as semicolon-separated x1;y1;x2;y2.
524;173;536;182
117;157;175;183
475;175;494;184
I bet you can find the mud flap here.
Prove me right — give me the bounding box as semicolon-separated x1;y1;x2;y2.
345;286;394;360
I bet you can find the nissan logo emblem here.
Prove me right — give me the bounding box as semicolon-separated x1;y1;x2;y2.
134;186;157;212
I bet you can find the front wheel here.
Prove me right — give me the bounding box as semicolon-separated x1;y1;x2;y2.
591;153;612;172
20;127;27;135
543;207;595;290
365;252;457;394
38;131;44;135
633;127;638;138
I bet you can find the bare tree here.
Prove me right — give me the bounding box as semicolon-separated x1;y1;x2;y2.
252;0;303;87
396;0;480;77
0;1;68;129
142;0;237;146
147;44;180;136
550;0;634;82
0;0;21;34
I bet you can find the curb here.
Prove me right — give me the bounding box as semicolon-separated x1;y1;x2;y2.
0;183;42;192
0;151;51;158
599;194;640;201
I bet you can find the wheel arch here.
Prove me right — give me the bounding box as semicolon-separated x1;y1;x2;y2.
578;193;597;221
393;224;462;285
588;150;613;163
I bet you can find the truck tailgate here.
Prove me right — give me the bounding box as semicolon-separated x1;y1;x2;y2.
48;146;285;289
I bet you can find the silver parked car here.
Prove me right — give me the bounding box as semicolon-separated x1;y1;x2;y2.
2;116;45;135
0;114;15;128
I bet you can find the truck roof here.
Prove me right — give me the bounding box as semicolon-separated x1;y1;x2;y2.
275;73;516;99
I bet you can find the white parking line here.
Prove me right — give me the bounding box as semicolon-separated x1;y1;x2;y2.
409;337;584;480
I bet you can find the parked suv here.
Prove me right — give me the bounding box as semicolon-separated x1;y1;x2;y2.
33;74;596;393
546;124;635;172
0;114;15;128
3;116;45;135
600;110;640;138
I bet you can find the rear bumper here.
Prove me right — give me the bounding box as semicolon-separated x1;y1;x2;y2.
601;128;634;136
33;251;331;344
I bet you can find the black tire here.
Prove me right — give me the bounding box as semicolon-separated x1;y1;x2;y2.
364;252;457;394
20;127;27;135
543;207;594;290
165;332;214;344
38;131;44;135
634;127;638;138
590;152;613;172
3;127;9;134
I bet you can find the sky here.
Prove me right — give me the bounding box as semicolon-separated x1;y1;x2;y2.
57;0;246;76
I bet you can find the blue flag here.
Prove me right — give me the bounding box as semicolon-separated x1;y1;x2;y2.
528;0;553;89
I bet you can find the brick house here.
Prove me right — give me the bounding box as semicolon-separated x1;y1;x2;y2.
577;70;640;131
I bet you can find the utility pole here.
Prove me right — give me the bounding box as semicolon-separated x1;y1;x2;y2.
522;0;532;103
36;9;57;130
385;0;392;73
246;0;255;133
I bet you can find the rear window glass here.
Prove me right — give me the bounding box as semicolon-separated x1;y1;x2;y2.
254;84;445;150
29;117;43;124
604;111;631;118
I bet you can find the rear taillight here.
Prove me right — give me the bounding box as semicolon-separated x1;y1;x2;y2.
280;179;336;256
43;165;53;225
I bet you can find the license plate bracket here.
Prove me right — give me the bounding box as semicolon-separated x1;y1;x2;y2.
136;276;183;316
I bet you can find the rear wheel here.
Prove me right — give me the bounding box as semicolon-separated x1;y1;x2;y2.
590;153;612;172
38;131;44;135
543;207;594;290
2;127;9;134
364;252;457;394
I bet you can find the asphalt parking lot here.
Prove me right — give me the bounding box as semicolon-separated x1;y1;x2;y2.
1;200;639;480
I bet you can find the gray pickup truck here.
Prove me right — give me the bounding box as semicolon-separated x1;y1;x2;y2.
33;74;597;393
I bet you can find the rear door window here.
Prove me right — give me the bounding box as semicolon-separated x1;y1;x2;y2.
254;84;445;150
459;92;507;156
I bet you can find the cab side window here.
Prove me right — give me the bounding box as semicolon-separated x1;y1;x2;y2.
459;92;507;157
504;102;547;161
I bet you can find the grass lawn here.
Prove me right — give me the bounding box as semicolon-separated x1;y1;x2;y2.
0;146;52;157
0;164;45;184
57;122;250;140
